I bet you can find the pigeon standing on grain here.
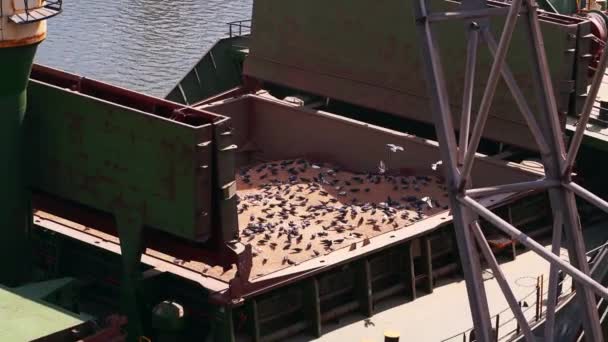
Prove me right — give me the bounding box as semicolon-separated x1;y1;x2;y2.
421;196;433;208
378;160;387;175
234;158;447;278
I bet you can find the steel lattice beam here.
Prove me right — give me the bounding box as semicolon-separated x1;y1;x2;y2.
413;0;608;340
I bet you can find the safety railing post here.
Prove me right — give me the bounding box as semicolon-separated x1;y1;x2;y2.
495;314;500;342
535;282;541;322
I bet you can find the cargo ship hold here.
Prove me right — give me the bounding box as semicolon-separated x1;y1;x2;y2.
5;0;608;341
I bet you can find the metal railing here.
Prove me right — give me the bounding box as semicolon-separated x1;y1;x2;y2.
44;0;62;11
228;19;251;38
441;241;608;342
10;0;62;24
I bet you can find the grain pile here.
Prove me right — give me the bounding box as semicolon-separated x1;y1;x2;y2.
236;158;449;277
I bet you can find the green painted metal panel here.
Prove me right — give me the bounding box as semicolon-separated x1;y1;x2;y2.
13;277;75;300
0;43;39;286
24;70;228;241
166;36;249;105
544;0;577;14
245;0;588;150
0;285;86;341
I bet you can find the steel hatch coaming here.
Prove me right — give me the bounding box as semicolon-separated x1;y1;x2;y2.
24;66;235;242
206;94;543;187
31;92;544;302
202;93;544;291
244;0;586;150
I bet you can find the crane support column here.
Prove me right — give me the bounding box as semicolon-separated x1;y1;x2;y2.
0;0;61;285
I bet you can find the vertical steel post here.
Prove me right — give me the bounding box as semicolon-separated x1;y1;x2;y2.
422;236;434;294
413;0;493;339
460;0;524;181
0;2;54;285
115;213;145;340
519;0;603;339
413;0;608;339
458;25;479;165
471;222;534;340
494;314;500;342
0;44;38;286
305;278;322;338
213;305;236;342
544;214;563;341
403;241;417;300
246;299;260;342
535;282;541;321
356;258;373;317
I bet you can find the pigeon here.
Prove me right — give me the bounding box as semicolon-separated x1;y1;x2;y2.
431;160;442;171
378;160;387;174
386;143;404;153
421;196;433;208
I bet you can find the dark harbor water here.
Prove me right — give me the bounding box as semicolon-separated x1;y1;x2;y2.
35;0;252;97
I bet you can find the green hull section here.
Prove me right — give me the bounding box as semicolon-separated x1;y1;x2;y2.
0;284;86;341
0;44;39;286
165;36;249;105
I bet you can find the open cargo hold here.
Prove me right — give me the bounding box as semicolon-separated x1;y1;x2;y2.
28;66;548;341
202;93;540;188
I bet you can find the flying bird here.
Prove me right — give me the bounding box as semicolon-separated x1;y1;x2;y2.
431;160;442;171
386;143;404;153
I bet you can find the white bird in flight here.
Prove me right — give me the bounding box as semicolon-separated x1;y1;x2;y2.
386;143;404;153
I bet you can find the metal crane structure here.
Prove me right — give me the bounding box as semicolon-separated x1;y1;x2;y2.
414;0;608;340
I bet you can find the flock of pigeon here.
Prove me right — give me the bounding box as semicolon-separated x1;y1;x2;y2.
235;159;449;276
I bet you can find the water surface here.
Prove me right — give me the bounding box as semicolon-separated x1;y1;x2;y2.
36;0;252;97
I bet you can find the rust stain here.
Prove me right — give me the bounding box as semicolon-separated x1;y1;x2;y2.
0;30;46;48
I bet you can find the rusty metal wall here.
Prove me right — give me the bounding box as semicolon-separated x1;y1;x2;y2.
205;95;541;188
25;66;237;242
244;0;588;150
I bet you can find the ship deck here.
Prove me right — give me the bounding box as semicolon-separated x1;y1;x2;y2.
299;220;608;342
